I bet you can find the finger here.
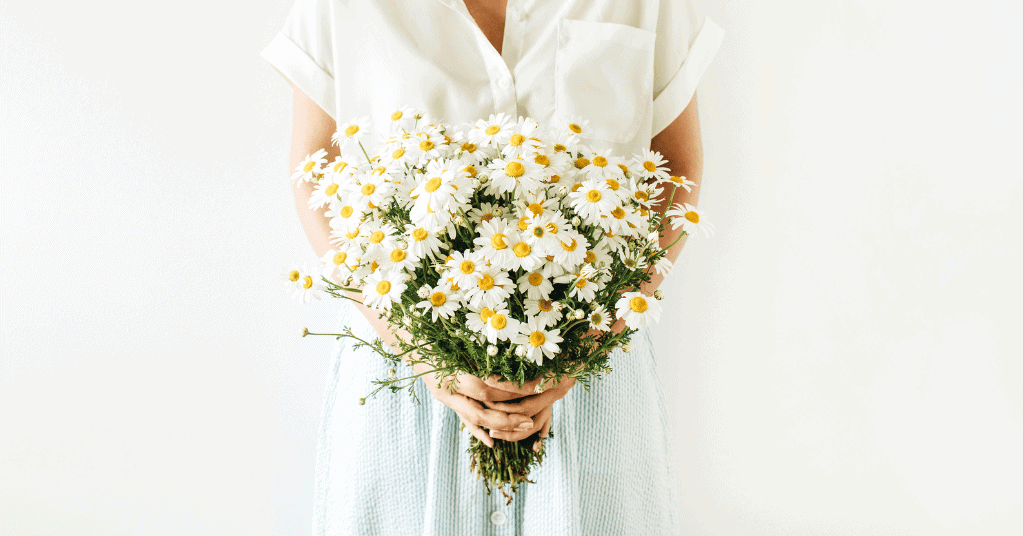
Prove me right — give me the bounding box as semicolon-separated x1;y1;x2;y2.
484;375;544;396
454;374;534;403
489;405;548;442
457;412;494;448
449;393;534;432
481;379;575;416
532;405;553;452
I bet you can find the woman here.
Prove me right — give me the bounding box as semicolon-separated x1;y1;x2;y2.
262;0;723;533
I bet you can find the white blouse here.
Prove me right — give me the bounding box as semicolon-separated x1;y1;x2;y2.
261;0;724;157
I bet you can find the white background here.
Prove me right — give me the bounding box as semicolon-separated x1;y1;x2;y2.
1;0;1021;534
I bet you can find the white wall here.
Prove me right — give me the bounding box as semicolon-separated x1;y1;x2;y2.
1;1;1020;535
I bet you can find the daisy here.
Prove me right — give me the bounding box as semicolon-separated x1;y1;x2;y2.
557;115;590;141
524;298;563;328
512;316;563;366
581;147;626;182
326;199;365;239
283;263;323;304
615;291;661;329
466;303;501;334
333;116;372;150
621;254;648;271
551;229;589;268
633;148;671;182
291;148;328;184
347;170;393;211
319;247;358;282
467;202;502;226
667;202;715;237
472;217;515;267
406;127;447;164
651;255;673;276
517;270;553;300
587;306;612;332
468;112;515;148
486;155;546;197
378;245;418;272
561;272;600;303
505;231;544;272
359;221;400;260
482;308;520;345
404;224;445;261
567;177;615;223
445;250;484;289
521;213;563;256
500;116;544;159
415;284;462;322
662;174;697;193
581;242;613;270
308;171;344;210
363;270;407;311
387;104;419;133
463;265;514;309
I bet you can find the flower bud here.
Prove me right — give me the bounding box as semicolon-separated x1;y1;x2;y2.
534;383;545;393
301;327;310;337
486;345;498;357
492;207;504;217
558;186;569;197
358;398;366;405
621;342;632;353
515;346;527;358
453;215;465;226
573;309;585;320
417;285;431;298
551;301;564;311
571;216;581;226
654;290;665;300
397;238;408;249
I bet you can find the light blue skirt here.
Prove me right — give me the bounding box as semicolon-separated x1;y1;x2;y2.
312;302;681;535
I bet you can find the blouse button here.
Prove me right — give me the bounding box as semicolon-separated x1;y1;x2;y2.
490;510;508;526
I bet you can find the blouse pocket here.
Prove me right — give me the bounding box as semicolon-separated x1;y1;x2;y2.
554;19;657;144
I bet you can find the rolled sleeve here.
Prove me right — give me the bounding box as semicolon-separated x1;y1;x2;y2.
651;8;725;138
260;0;337;118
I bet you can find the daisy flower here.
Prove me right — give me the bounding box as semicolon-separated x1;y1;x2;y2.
466;303;502;334
283;263;323;304
633;148;671;182
567;177;615;223
472;217;515;267
500;116;544;159
404;224;445;261
587;306;612;332
482;308;520;345
551;230;588;268
326;200;365;238
387;104;419;133
512;316;563;366
407;127;447;163
524;298;563;328
359;221;400;260
621;254;648;271
581;242;613;270
662;174;697;193
558;115;590;141
319;247;357;282
505;231;544;272
467;202;502;226
308;172;344;210
521;213;563;256
561;272;600;303
363;270;407;311
517;271;553;300
333;116;372;150
486;156;546;197
291;148;328;184
666;202;715;237
415;284;462;322
468;112;515;148
463;265;514;309
378;245;418;272
347;170;393;211
652;255;673;276
615;291;662;330
445;250;484;289
581;147;626;182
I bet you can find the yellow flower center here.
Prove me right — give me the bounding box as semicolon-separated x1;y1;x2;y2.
575;278;587;289
462;165;477;177
485;125;501;135
332;252;347;265
561;238;578;252
480;308;495;322
289;270;300;281
572;183;583;192
369;231;385;243
528;273;543;286
590;312;602;323
670;176;684;184
532;226;544;238
334;161;348;173
593;156;608;167
586;190;602;203
568;123;582;133
634;191;649;201
424;177;442;192
302;276;313;289
345;125;359;137
518;217;530;231
460;260;476;274
612;207;625;219
529;331;545;346
553;144;566;152
491;233;508;249
505;161;525;178
528;203;543;216
513;242;532;258
391;111;403;121
450;282;460;291
419;140;434;151
618;164;629;173
685;210;700;223
643;161;657;172
324;183;339;196
605;179;619;191
361;183;376;196
481;213;494;222
548;175;561;184
389;249;406;262
574;157;590;169
345;230;360;239
462;142;477;152
430;292;446;307
376;280;392;295
534;154;549;166
629;296;648;313
392;148;405;159
584;251;597;263
303;161;316;173
340;206;354;218
489;314;507;330
509;134;526;146
538;299;553;312
478;275;495;290
412;228;428;241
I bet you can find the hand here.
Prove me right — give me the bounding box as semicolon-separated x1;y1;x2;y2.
480;375;577;453
412;361;536;449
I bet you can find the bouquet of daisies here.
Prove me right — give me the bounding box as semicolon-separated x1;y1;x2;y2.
284;107;713;497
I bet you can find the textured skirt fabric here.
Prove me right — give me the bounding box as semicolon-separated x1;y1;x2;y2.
312;302;681;535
